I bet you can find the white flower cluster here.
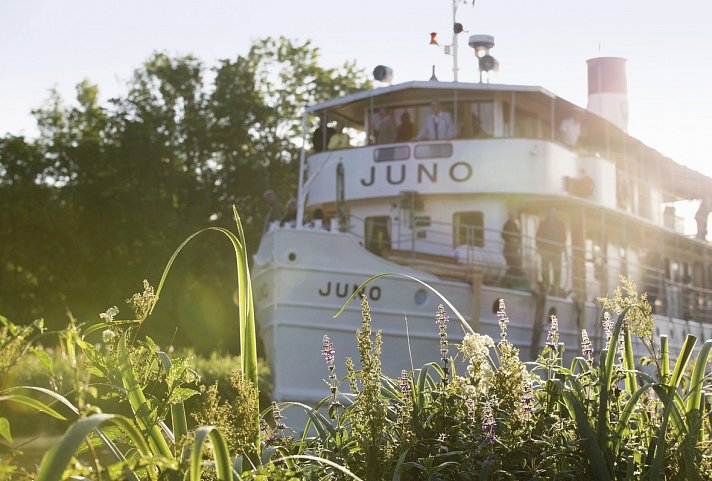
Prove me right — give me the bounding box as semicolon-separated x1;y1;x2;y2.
460;333;494;361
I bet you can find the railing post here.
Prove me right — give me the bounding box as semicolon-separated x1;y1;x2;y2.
468;268;483;332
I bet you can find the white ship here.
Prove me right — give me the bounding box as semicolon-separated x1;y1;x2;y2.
252;35;712;405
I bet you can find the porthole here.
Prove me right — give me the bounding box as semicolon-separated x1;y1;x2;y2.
414;288;428;306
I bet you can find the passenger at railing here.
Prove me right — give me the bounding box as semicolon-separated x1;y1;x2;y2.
328;122;350;150
536;207;566;295
280;198;297;227
470;113;490;138
501;210;523;276
262;189;283;233
695;198;709;241
416;101;454;141
308;208;330;230
375;108;396;144
396;111;414;142
312;117;336;152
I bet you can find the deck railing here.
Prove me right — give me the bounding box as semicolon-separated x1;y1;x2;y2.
338;214;712;324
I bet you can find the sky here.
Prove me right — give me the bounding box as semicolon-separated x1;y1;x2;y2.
2;0;711;176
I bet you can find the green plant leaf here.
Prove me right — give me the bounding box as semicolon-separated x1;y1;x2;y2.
157;351;188;446
0;417;11;442
669;335;697;389
35;414;154;481
118;332;173;459
0;394;66;420
168;387;199;405
276;454;365;481
189;426;233;481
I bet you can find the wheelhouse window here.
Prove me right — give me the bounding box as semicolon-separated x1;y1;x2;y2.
468;101;494;138
365;216;391;255
453;211;484;247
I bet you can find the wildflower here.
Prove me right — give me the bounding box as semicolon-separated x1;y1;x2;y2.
399;370;411;398
496;298;508;341
101;329;116;343
482;400;497;444
520;375;534;423
545;315;559;349
602;311;614;343
322;335;335;369
460;333;495;361
99;306;119;322
435;304;450;378
272;401;286;431
465;398;476;423
127;279;156;321
581;329;594;360
437;433;447;444
598;276;654;341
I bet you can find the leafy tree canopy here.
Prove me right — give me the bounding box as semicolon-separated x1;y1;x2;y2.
0;37;371;352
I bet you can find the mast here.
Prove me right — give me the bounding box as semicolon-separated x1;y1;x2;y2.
452;0;459;81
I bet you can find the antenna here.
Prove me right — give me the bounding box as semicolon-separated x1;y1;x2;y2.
469;34;498;83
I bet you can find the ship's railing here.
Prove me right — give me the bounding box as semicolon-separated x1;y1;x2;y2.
343;214;712;324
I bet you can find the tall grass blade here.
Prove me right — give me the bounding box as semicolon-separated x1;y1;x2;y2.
332;272;473;335
118;332;173;459
0;394;67;420
669;335;697;388
275;454;365;481
613;383;653;454
622;327;637;394
157;351;188;448
189;426;233;481
35;414;153;481
685;339;712;440
147;208;260;457
561;390;613;481
660;335;669;383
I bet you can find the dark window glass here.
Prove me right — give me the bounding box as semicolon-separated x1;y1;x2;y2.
453;211;484;247
414;143;453;159
365;216;391;255
374;146;410;162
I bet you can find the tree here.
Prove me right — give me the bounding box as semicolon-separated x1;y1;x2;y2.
0;38;371;353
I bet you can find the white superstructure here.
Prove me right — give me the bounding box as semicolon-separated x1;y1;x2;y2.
253;59;712;405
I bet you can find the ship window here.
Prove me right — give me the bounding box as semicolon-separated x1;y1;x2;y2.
515;108;539;138
469;101;494;138
365;216;391;255
374;145;410;162
453;211;484;247
414;143;453;159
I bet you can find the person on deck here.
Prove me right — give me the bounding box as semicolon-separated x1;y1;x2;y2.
328;122;350;150
312;117;336;152
375;108;396;144
416;101;454;141
263;190;283;233
537;207;566;295
501;210;523;276
396;111;414;142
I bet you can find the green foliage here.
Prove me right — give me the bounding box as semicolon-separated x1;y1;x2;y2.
0;37;371;339
2;224;712;481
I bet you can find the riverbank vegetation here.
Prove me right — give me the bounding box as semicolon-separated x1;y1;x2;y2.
2;213;711;480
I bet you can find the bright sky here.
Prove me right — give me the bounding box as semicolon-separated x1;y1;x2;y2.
2;0;711;176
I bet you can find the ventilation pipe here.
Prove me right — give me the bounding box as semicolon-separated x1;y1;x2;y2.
586;57;629;132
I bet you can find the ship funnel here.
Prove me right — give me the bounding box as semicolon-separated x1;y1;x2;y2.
586;57;629;132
